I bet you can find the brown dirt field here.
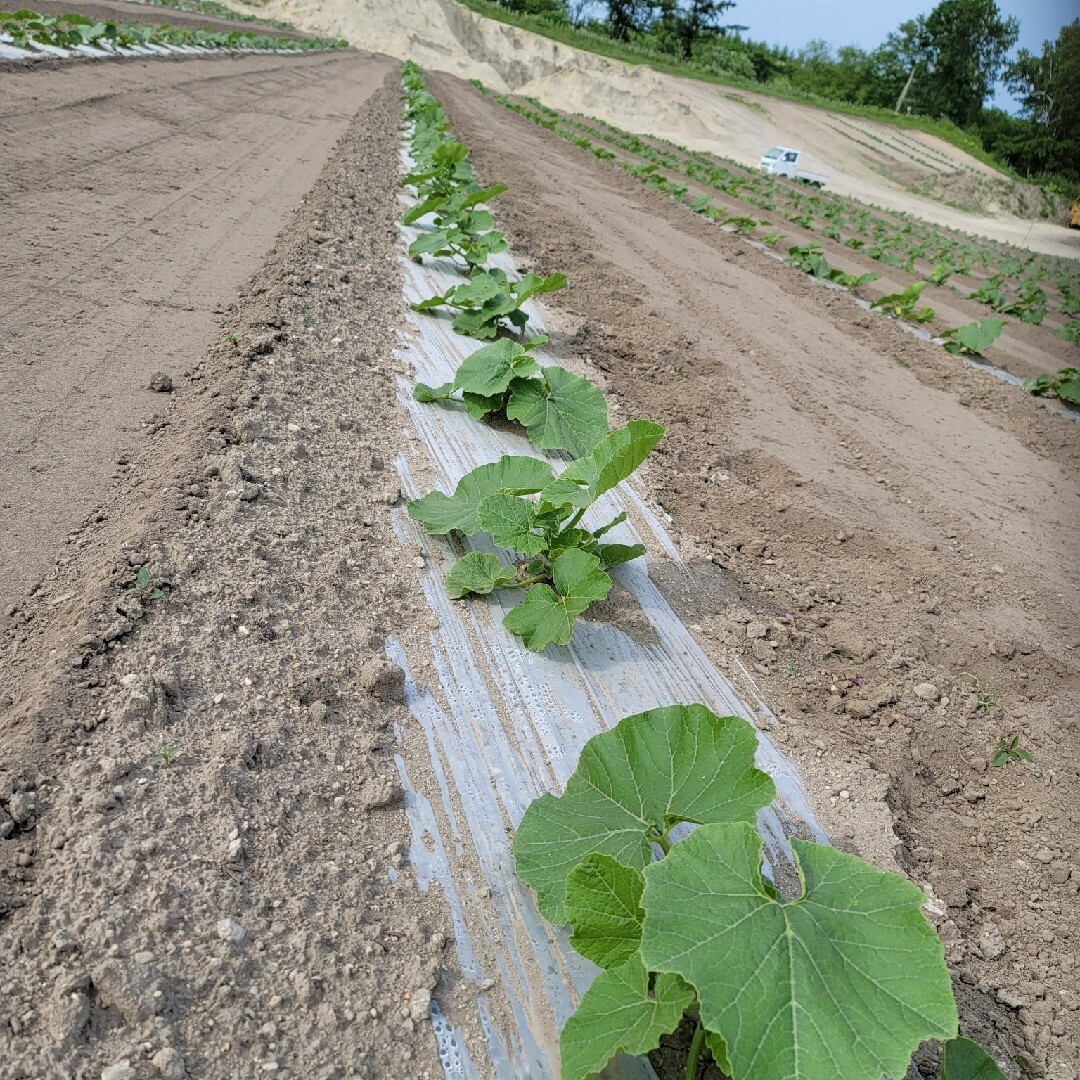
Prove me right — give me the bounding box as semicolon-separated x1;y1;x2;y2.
0;55;451;1080
27;0;310;37
430;71;1080;1079
0;51;374;619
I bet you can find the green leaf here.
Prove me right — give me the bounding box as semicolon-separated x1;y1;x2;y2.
640;822;958;1080
502;548;611;651
559;955;695;1080
476;494;546;556
540;420;665;511
514;271;568;306
1057;378;1080;404
565;855;645;970
408;456;554;536
462;391;505;420
941;1038;1008;1080
408;230;453;257
951;318;1004;354
506;366;609;457
453;339;541;397
512;705;774;923
413;381;453;402
445;552;517;599
598;543;645;569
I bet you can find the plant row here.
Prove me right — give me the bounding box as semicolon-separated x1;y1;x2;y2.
401;60;664;653
398;64;1013;1080
0;9;347;52
471;84;1080;338
469;84;1078;397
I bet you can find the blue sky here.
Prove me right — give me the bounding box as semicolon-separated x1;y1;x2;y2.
729;0;1074;111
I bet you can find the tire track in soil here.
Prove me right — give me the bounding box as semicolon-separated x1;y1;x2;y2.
430;72;1080;1078
1;71;456;1080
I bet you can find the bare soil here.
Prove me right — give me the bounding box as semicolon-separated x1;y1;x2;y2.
430;72;1080;1080
0;50;376;618
27;0;312;37
1;57;450;1080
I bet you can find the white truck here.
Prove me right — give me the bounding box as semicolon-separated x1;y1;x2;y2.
759;147;828;188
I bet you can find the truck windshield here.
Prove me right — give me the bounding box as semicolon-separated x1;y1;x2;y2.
763;148;783;160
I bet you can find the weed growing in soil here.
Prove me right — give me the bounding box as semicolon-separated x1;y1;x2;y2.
122;566;163;601
149;745;181;768
992;735;1034;767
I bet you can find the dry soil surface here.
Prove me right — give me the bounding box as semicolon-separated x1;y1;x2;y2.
0;50;377;617
1;55;452;1080
430;72;1080;1080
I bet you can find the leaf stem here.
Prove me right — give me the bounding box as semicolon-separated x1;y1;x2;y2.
685;1019;706;1080
656;832;672;855
564;506;587;532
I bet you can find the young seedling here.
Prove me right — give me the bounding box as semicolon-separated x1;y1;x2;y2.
413;337;609;458
408;421;664;650
412;267;567;340
513;704;959;1080
786;242;830;278
941;318;1004;357
992;735;1033;767
872;280;935;323
122;566;164;601
1023;367;1080;404
150;745;181;768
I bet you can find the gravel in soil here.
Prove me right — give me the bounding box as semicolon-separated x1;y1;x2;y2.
0;70;452;1080
430;71;1080;1080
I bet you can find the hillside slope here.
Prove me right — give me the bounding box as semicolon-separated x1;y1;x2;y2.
235;0;1078;259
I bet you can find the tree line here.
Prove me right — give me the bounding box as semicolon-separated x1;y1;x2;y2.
488;0;1080;187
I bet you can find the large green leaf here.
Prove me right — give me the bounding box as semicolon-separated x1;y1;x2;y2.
453;339;541;397
559;955;695;1080
502;548;611;652
565;854;645;971
540;421;664;510
640;822;959;1080
952;318;1003;354
476;493;546;556
512;705;775;923
506;366;609;457
444;552;517;599
408;457;554;536
941;1038;1007;1080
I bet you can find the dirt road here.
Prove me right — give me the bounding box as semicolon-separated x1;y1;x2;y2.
0;51;380;618
431;72;1080;1077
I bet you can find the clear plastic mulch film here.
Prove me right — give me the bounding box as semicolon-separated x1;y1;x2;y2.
389;140;829;1079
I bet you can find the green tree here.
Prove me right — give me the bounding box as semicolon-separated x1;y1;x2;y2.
1005;18;1080;176
498;0;570;18
605;0;649;39
918;0;1018;126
